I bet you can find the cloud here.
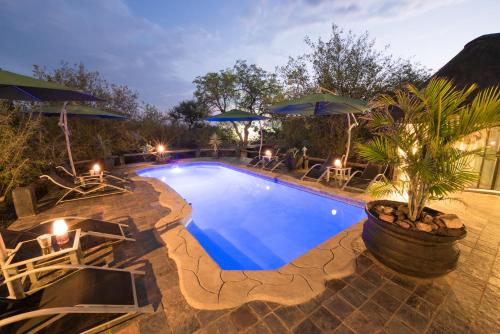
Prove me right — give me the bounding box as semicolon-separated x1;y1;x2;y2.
0;0;467;108
0;0;220;108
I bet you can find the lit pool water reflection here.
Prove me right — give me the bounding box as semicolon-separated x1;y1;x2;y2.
138;163;365;270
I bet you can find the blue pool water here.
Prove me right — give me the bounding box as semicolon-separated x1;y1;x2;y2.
138;163;365;270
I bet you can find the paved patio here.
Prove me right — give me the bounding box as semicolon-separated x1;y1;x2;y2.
10;159;500;334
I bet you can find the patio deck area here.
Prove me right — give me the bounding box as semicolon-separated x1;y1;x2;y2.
9;159;500;334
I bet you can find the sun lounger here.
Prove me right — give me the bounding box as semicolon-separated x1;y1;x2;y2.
301;163;330;182
262;158;285;172
40;172;130;205
246;156;264;167
0;265;152;334
2;217;134;251
342;162;387;192
56;165;128;184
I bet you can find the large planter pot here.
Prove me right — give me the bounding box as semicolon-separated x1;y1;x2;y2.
363;200;467;278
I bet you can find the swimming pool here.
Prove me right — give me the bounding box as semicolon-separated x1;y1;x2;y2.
138;162;365;270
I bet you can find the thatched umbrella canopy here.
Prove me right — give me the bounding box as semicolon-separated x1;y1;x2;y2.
432;33;500;90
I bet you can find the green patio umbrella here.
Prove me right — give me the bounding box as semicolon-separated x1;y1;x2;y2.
34;105;127;177
0;68;101;102
271;90;369;166
206;109;269;157
38;105;127;119
0;68;103;177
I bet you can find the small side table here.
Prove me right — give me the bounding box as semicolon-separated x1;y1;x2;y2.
4;229;83;284
327;167;352;186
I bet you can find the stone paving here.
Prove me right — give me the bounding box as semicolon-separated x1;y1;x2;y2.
10;159;500;334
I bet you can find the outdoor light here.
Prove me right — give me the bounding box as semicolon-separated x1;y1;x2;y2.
334;159;342;168
490;140;497;146
92;163;101;174
157;144;165;153
265;150;272;158
265;185;270;190
331;209;337;216
52;219;69;245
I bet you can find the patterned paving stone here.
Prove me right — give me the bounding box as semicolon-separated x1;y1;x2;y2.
274;305;306;329
195;309;227;326
263;313;288;334
362;267;388;286
325;295;355;320
405;293;438;319
384;318;417;334
245;321;272;334
395;304;430;333
309;306;342;332
345;311;381;333
326;279;348;292
427;309;471;334
229;305;259;331
371;290;401;313
338;284;369;308
293;319;322;334
390;275;418;292
137;311;171;334
355;255;374;274
414;284;447;306
333;324;356;334
196;313;239;334
297;296;322;314
359;300;391;327
247;301;272;318
350;276;378;297
381;281;412;301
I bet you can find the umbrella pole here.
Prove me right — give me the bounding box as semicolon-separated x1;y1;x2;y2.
259;120;263;158
344;113;358;167
59;102;77;177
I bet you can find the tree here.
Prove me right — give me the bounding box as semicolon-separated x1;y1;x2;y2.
0;103;47;202
276;24;431;159
358;79;500;221
194;61;281;147
169;100;208;130
32;62;143;158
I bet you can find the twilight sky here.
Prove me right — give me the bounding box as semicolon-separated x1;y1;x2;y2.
1;0;498;108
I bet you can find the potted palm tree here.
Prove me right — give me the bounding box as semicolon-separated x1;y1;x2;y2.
358;78;500;277
208;133;222;159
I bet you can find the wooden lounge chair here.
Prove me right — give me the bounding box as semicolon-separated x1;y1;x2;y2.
0;265;152;334
342;162;388;192
301;162;330;182
2;217;134;251
56;166;129;184
40;173;130;205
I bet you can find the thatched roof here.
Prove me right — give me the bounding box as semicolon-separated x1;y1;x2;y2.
432;33;500;90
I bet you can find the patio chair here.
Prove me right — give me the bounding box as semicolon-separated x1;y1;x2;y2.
40;172;130;205
246;156;264;167
262;158;286;172
342;162;388;192
56;165;128;184
2;217;134;250
0;265;152;334
301;162;330;182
